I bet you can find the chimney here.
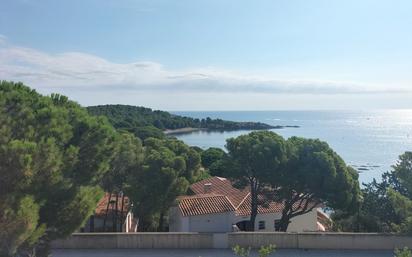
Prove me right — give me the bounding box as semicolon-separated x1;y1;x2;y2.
204;183;212;194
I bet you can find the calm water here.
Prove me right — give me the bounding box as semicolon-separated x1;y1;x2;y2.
172;110;412;184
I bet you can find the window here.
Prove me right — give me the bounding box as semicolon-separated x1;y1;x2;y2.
258;221;265;230
274;219;281;231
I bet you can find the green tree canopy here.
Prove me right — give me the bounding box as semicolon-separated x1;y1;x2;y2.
332;152;412;233
223;132;360;232
0;81;116;256
225;131;288;231
126;137;202;231
392;152;412;196
201;147;226;169
271;137;361;231
332;171;403;232
87;104;276;140
388;188;412;234
200;147;229;176
100;132;144;232
381;152;412;234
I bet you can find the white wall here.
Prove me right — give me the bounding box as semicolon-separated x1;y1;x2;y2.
287;209;318;232
169;207;190;232
189;212;235;232
254;213;282;232
169;208;318;232
234;209;318;232
170;207;235;232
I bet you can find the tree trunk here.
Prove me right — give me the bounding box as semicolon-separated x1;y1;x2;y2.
28;235;50;257
278;211;291;232
103;192;112;232
158;211;165;232
248;183;258;231
139;215;150;232
119;194;125;232
112;193;119;232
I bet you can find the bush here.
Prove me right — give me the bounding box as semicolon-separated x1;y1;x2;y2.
395;247;412;257
232;244;276;257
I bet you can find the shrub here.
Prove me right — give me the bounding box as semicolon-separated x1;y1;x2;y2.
232;244;276;257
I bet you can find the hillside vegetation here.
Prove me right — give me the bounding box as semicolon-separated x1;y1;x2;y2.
87;104;278;139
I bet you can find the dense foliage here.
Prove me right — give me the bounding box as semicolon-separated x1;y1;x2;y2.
332;152;412;233
222;131;360;231
0;81;116;256
100;132;144;232
395;248;412;257
7;80;412;254
272;137;360;231
201;147;225;168
87;105;276;140
225;131;288;231
0;81;205;254
126;137;202;231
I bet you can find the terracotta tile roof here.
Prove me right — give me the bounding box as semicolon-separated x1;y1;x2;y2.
235;195;285;216
178;194;236;216
95;193;131;217
189;176;249;208
236;194;319;216
179;176;320;217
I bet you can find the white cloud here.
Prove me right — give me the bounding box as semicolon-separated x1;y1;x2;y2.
0;39;410;97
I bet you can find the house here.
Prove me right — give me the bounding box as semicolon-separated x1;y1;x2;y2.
81;193;138;232
169;176;329;232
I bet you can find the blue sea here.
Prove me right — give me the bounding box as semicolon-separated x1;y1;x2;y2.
172;110;412;184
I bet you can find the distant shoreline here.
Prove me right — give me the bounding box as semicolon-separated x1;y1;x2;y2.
164;125;299;135
164;127;203;135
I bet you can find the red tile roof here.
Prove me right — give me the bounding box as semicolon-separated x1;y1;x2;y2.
235;195;284;216
178;176;319;217
95;193;131;217
178;194;236;216
189;176;249;208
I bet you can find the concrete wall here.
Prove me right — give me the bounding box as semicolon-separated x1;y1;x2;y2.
52;233;214;249
52;232;412;250
228;232;412;250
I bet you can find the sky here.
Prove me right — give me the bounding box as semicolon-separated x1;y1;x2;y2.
1;0;412;110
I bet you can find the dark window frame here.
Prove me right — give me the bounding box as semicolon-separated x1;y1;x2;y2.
274;219;281;231
258;220;265;230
